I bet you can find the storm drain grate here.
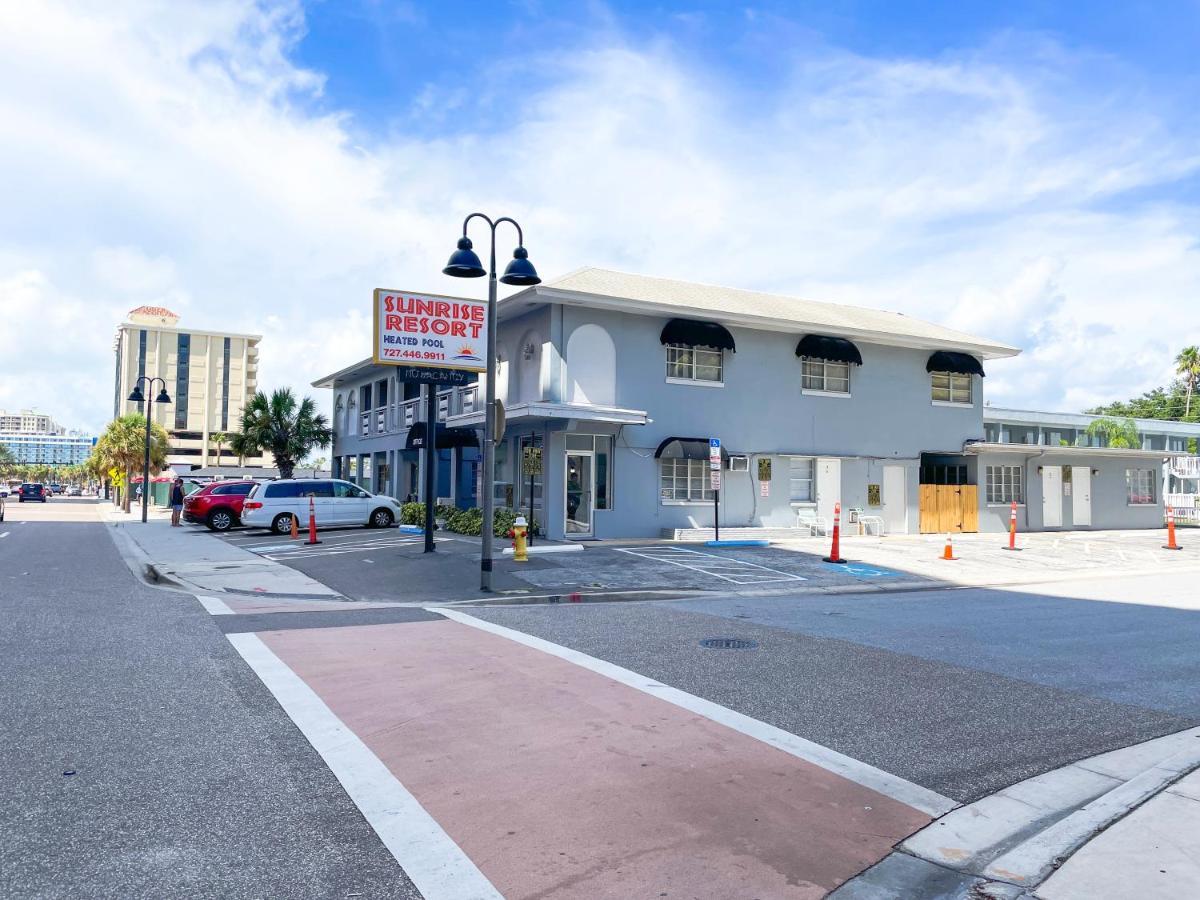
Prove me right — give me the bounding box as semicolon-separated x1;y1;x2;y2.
699;637;759;650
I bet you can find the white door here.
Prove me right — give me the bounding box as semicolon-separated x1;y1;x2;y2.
882;465;907;534
816;458;841;524
1042;466;1063;527
1071;466;1092;527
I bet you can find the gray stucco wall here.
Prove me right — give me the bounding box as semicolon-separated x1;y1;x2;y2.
486;304;987;538
975;451;1165;533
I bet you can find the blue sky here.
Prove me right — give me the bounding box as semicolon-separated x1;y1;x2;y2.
1;1;1199;432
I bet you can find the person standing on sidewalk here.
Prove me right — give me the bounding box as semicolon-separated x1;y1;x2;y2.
169;478;185;527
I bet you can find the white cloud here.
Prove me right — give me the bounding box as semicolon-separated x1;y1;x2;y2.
2;1;1199;434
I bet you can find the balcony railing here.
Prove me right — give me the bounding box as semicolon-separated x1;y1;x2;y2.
437;391;450;422
376;408;386;432
402;399;418;428
1170;456;1200;479
360;412;370;437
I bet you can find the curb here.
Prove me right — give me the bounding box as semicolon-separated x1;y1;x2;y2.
833;726;1200;898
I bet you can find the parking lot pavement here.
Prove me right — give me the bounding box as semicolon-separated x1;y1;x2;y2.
467;576;1197;803
212;524;540;603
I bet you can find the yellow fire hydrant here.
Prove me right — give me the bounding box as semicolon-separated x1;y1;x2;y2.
512;515;529;562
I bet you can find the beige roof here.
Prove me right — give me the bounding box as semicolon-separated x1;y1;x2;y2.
518;267;1019;359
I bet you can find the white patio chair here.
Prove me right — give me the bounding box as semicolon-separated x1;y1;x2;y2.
859;515;885;536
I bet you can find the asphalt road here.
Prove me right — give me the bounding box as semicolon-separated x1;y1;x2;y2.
470;570;1200;803
0;499;420;899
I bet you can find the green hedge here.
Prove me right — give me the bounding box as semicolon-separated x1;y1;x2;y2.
440;506;535;538
401;502;467;526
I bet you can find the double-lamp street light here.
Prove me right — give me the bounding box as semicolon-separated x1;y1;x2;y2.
443;214;540;591
127;377;172;523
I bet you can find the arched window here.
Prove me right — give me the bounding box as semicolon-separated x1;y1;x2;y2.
566;324;616;406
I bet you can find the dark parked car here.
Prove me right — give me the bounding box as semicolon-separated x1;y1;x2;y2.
183;480;260;531
18;483;47;502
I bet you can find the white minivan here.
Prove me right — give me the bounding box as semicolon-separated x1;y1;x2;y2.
241;479;403;535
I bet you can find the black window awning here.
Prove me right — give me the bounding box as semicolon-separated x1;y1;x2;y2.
659;318;736;352
654;437;730;461
926;351;986;377
795;334;863;365
405;423;480;450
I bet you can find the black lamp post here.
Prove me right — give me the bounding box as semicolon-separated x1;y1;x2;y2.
443;214;540;591
127;377;172;523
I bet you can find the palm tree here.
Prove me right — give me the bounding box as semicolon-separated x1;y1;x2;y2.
93;413;170;512
1175;346;1200;419
0;443;15;473
209;431;229;468
1086;416;1141;449
236;388;332;480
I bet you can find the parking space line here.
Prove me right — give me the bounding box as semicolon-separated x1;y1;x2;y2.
616;546;806;584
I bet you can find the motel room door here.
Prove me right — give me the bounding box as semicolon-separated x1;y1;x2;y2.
882;465;907;534
1042;465;1064;527
816;458;841;524
1071;465;1092;527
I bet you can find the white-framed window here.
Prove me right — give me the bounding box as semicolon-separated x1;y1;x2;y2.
801;359;850;394
659;458;714;502
932;371;972;404
788;457;815;502
986;465;1024;504
666;344;723;383
1126;468;1157;505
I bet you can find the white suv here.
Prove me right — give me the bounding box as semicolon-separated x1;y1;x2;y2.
241;479;403;535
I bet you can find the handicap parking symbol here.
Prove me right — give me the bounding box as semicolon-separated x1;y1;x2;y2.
824;562;901;578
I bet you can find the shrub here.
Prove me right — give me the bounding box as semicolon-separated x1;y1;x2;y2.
441;506;534;538
400;502;425;525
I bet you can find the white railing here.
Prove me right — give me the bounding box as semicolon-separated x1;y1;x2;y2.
460;386;478;414
402;399;418;428
1166;493;1197;509
360;412;370;437
375;408;386;432
1170;456;1200;479
437;391;450;422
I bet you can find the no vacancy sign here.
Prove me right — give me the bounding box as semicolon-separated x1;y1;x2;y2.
373;288;488;372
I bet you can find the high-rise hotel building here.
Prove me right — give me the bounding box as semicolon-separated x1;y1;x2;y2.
113;307;265;470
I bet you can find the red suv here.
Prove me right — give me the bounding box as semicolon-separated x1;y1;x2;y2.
183;480;260;531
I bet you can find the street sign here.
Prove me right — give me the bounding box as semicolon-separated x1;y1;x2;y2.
709;437;721;471
394;365;475;386
522;446;543;476
373;288;488;372
495;399;506;443
760;480;769;497
711;470;722;490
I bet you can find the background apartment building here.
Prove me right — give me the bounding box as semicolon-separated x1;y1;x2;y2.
0;409;95;465
113;306;265;470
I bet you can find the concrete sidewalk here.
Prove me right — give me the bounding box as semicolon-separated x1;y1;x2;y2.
1037;768;1200;899
101;503;344;600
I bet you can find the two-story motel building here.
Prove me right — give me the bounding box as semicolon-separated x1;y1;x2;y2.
315;268;1186;540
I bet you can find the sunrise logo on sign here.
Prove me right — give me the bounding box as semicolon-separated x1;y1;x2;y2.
453;344;482;363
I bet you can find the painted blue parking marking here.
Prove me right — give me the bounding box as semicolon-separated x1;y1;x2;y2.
824;562;903;578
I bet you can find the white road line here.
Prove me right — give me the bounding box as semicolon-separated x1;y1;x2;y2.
227;633;501;900
436;608;955;818
0;532;9;539
196;595;235;615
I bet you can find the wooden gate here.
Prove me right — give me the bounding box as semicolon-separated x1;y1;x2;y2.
919;484;979;533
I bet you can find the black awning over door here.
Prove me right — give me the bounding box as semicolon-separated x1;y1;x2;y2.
654;437;730;461
405;422;479;450
659;318;736;351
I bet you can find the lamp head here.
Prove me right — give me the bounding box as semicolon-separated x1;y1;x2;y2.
499;246;541;286
127;386;145;403
442;236;486;278
155;388;172;404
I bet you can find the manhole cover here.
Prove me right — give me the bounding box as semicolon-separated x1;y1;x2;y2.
699;637;759;650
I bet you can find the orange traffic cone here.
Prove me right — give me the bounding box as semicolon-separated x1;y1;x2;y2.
941;534;957;560
290;512;299;539
1163;506;1182;551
